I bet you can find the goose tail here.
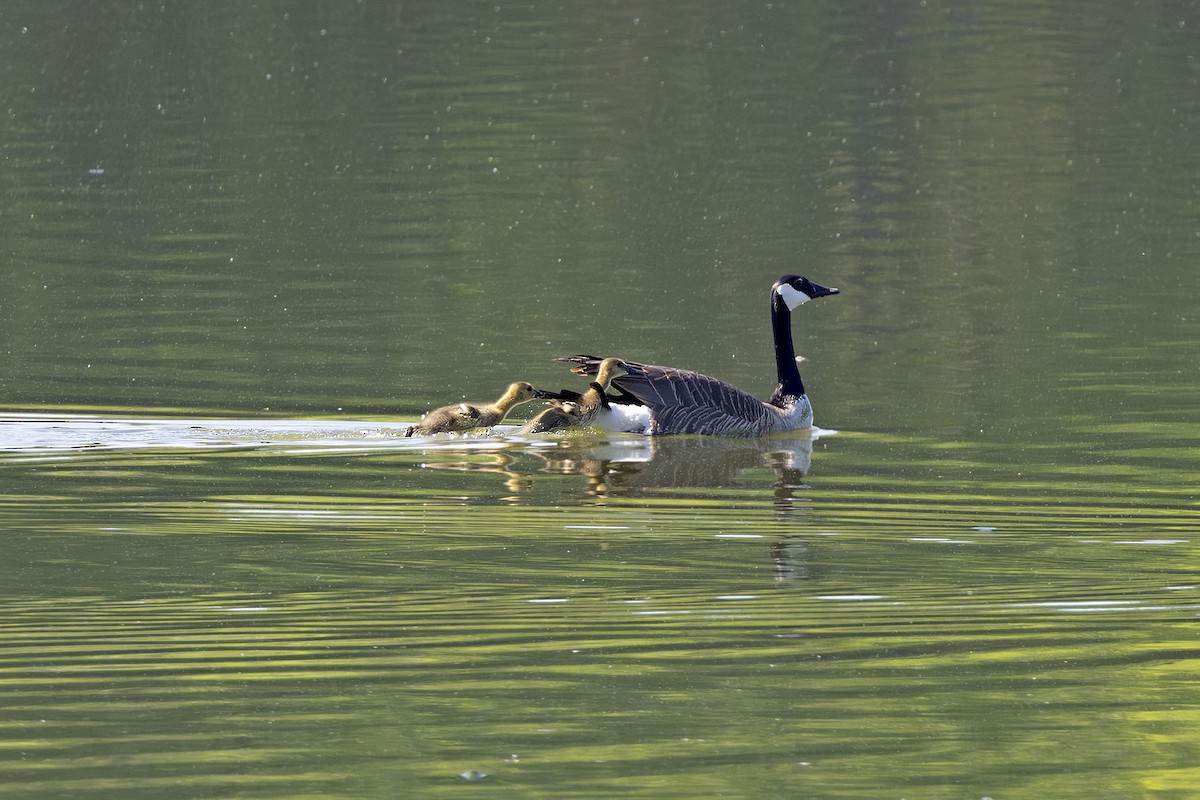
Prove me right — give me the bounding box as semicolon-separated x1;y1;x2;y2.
554;354;606;377
556;355;648;381
554;355;648;406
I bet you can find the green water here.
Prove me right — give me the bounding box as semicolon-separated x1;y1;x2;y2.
3;1;1200;798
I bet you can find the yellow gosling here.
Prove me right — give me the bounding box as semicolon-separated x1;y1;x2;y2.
405;381;544;437
521;358;628;434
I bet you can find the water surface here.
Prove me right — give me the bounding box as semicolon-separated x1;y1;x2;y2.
2;1;1199;798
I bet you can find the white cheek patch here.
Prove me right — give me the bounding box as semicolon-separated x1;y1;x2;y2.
776;283;810;310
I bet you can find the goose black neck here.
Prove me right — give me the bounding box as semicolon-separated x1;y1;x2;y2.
770;294;805;405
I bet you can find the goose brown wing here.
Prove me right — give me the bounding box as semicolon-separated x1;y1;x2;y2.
609;363;773;435
648;402;775;436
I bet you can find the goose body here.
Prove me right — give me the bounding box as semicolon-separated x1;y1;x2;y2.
559;276;838;437
405;381;545;437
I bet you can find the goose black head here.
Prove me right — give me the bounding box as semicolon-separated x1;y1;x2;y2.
774;275;840;311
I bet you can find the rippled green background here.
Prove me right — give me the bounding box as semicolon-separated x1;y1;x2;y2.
2;2;1199;798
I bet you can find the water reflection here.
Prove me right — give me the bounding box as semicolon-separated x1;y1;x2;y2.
4;414;1199;799
0;413;825;500
511;429;818;497
0;415;826;582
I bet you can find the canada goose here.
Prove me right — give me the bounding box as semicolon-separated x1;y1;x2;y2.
558;275;838;436
404;381;546;437
521;358;631;434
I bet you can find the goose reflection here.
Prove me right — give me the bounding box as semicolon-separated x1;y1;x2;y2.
526;431;816;496
770;538;811;583
516;433;822;582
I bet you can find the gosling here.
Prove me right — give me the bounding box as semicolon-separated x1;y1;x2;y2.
405;381;546;437
521;358;629;434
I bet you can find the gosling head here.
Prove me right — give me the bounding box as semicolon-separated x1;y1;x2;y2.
773;275;840;311
594;358;630;389
504;381;547;403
